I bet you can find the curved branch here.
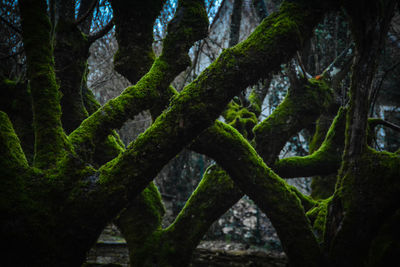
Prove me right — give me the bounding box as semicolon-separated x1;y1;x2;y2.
87;18;114;44
254;78;333;164
75;0;98;26
273;108;346;178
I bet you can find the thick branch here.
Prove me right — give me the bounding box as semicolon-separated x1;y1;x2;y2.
254;78;332;164
94;0;331;218
69;0;209;160
19;0;70;168
229;0;243;47
110;0;165;84
54;18;90;134
273;108;346;178
192;121;322;267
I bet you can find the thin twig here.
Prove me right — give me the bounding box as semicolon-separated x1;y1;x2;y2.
369;118;400;133
75;0;98;26
88;18;114;44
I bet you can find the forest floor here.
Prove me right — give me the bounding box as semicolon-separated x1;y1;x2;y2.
86;239;287;267
85;224;287;267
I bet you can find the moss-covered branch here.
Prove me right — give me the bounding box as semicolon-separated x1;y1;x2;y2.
69;0;209;161
161;165;243;264
93;0;330;239
0;111;28;171
273;108;346;178
115;182;165;267
19;0;70;168
192;121;322;267
254;77;332;164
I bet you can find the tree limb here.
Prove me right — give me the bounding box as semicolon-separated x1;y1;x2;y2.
273;108;346;178
191;121;322;267
87;18;114;44
19;0;71;169
69;0;209;161
0;111;28;170
75;0;98;26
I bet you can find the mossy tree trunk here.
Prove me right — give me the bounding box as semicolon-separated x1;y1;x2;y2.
1;0;400;267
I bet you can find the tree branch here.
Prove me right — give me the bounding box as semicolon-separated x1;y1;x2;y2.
368;118;400;133
19;0;70;169
273;108;346;178
69;0;209;161
254;77;333;164
75;0;98;26
0;111;28;170
94;0;332;209
191;121;322;266
87;18;114;44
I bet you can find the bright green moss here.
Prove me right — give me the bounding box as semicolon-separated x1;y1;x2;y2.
222;102;258;139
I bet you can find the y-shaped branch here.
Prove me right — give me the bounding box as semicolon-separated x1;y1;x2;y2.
19;0;70;168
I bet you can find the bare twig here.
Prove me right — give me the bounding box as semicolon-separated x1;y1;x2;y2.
75;0;98;26
88;18;114;44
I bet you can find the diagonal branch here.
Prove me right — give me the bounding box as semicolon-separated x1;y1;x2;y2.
69;0;209;161
75;0;98;26
191;121;323;267
0;111;28;171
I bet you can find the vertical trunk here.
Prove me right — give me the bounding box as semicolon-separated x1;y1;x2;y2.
325;2;398;266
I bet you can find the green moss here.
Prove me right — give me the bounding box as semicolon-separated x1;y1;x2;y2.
0;111;28;169
222;101;258;139
328;147;400;266
273;108;345;180
254;78;332;164
54;18;90;133
306;196;332;243
19;0;71;169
